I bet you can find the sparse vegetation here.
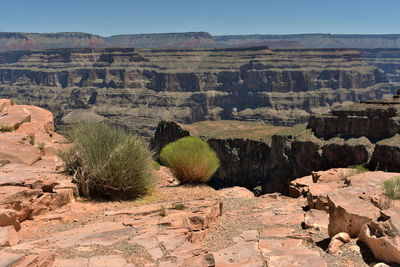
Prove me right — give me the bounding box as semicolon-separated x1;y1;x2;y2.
38;142;46;151
383;177;400;200
28;134;35;145
160;136;220;184
181;121;312;145
10;100;15;106
159;205;167;217
58;122;155;200
0;124;13;132
174;203;186;210
349;164;369;175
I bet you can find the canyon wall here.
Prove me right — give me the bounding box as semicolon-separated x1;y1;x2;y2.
0;47;394;139
151;94;400;194
2;32;400;50
150;121;373;195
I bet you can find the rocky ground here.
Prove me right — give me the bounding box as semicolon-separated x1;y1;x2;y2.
0;100;399;266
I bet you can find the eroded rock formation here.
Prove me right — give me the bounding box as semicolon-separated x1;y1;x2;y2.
151;90;400;194
0;47;395;139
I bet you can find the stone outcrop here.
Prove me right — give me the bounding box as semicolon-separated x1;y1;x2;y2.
0;47;395;139
309;99;400;141
291;168;400;265
359;207;400;264
0;99;76;243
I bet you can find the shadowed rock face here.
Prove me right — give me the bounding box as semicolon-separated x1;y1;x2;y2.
151;92;400;194
151;121;374;194
0;47;395;139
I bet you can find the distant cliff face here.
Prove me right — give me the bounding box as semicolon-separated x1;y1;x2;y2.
0;47;395;139
360;49;400;83
213;34;400;49
2;32;400;51
0;32;107;51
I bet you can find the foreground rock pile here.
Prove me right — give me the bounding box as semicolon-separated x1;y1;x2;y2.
0;99;76;249
291;168;400;265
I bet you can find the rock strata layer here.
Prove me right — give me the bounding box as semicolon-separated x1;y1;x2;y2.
0;47;394;139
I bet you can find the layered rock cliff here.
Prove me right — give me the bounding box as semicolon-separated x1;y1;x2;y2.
151;92;400;194
360;48;400;83
2;32;400;50
0;47;394;139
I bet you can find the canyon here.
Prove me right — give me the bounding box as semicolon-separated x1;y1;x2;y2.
0;46;396;139
0;100;399;266
151;91;400;195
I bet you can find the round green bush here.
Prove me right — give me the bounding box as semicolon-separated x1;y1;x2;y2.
58;122;155;200
160;136;220;183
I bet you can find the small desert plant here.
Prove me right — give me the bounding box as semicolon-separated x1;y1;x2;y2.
38;142;46;151
159;205;167;217
174;203;186;210
349;164;369;174
160;137;220;184
0;124;13;132
383;177;400;200
58;122;155;200
28;134;35;145
10;100;15;106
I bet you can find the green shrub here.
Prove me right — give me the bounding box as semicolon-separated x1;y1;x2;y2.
174;203;186;210
0;124;12;132
152;161;160;170
383;177;400;200
160;136;220;183
58;122;155;200
28;134;35;146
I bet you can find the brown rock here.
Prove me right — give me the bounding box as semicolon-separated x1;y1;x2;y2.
218;186;255;198
332;232;351;243
182;253;215;267
52;257;89;267
88;255;127;267
0;99;12;113
328;190;380;237
0;226;19;247
259;239;327;266
289;175;312;198
304;209;329;230
327;238;344;254
16;252;55;267
0;252;24;267
359;207;400;264
260;227;294;238
213;241;265;266
0;208;21;231
0;107;31;130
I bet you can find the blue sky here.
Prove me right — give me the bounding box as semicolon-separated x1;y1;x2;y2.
0;0;399;36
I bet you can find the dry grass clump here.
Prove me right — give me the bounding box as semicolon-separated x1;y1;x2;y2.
58;122;155;200
160;137;220;184
383;177;400;200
